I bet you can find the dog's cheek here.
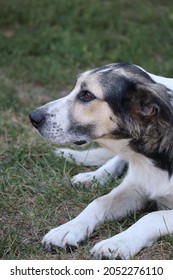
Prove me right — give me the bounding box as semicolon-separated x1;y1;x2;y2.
68;123;95;140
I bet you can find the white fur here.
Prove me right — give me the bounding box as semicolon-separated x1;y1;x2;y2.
71;155;126;188
136;65;173;90
55;147;114;166
91;210;173;259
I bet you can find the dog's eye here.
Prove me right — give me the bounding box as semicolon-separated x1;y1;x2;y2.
78;91;96;102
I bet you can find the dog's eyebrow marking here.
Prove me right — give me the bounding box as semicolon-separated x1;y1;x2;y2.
80;81;87;89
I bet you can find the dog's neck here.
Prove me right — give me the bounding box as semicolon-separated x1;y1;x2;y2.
97;121;173;176
129;126;173;176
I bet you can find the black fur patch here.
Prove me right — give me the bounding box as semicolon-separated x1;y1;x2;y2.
130;138;173;176
68;122;95;145
102;76;134;115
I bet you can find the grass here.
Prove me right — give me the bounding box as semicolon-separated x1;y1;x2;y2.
0;0;173;260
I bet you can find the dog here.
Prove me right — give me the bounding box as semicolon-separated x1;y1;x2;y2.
29;63;173;259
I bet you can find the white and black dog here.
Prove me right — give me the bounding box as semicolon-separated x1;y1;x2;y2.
29;63;173;259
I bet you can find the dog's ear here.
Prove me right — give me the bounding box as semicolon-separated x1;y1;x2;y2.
123;83;172;121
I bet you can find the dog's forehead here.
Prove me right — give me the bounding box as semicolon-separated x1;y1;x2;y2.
76;65;131;91
75;65;128;101
78;64;118;79
77;64;118;86
75;63;155;102
76;65;128;94
77;63;153;84
76;69;106;97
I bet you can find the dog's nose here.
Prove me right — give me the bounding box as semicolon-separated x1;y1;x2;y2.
29;110;45;128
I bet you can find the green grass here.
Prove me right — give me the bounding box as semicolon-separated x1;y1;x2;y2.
0;0;173;260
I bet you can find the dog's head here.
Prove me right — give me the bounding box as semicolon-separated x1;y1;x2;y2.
29;63;173;147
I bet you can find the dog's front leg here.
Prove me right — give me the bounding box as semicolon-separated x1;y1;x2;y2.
71;155;126;188
91;210;173;259
55;147;114;167
42;179;145;251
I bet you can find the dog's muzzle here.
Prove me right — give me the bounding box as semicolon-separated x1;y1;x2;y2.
29;110;45;128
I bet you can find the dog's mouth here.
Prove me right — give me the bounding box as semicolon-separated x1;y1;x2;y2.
72;140;87;145
33;126;89;146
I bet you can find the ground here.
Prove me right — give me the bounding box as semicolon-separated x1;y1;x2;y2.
0;0;173;260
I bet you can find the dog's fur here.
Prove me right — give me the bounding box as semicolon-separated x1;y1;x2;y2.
29;63;173;259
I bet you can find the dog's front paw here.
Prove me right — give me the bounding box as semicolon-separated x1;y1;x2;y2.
71;171;107;189
41;220;89;251
71;172;98;189
90;233;138;260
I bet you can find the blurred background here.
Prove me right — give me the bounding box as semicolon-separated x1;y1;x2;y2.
0;0;173;90
0;0;173;260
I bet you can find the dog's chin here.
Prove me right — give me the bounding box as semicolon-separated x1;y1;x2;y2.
45;138;88;146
